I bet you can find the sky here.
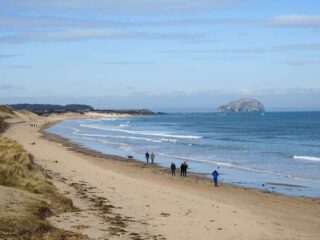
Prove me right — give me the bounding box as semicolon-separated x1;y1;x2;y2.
1;0;320;111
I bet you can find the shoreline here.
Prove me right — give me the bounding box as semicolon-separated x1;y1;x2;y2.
43;117;319;200
3;113;320;239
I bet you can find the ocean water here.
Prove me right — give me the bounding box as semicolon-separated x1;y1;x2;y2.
46;112;320;197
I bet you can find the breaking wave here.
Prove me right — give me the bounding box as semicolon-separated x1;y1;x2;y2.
293;155;320;162
79;124;203;139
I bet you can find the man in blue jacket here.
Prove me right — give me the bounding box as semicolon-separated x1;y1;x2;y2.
211;170;219;187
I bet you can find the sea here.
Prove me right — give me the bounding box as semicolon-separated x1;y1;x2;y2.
46;112;320;197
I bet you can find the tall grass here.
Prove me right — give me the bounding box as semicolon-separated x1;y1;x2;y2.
0;136;84;239
0;137;47;193
0;105;15;115
0;118;7;134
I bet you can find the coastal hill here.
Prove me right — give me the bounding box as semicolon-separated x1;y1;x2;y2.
10;104;162;115
10;104;94;115
218;98;265;112
0;106;84;239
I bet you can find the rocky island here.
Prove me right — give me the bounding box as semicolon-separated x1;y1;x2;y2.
218;98;265;112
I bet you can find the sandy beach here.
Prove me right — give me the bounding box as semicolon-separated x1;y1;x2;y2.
3;113;320;240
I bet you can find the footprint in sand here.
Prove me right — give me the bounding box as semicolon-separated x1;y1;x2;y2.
160;212;170;217
185;210;192;216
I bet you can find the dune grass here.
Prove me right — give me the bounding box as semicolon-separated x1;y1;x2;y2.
0;107;84;238
0;105;15;115
0;118;8;134
0;136;84;239
0;194;83;240
0;137;44;191
0;105;14;133
0;105;15;119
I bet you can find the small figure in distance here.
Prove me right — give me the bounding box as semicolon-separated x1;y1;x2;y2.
171;162;176;176
211;169;219;187
184;161;188;176
145;151;150;164
180;162;186;176
150;152;155;164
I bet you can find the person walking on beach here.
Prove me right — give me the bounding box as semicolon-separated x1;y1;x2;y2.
211;170;219;187
150;152;155;164
171;162;176;176
180;162;186;176
145;151;150;163
184;161;188;176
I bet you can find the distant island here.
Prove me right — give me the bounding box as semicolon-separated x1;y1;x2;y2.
10;104;163;115
218;98;265;112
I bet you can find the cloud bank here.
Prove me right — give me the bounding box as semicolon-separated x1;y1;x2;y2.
0;84;25;90
0;0;238;13
268;15;320;28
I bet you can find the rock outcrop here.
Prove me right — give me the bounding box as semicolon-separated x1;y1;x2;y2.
218;98;265;112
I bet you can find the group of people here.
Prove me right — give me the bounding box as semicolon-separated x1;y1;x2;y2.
145;151;220;187
145;151;155;164
170;161;187;176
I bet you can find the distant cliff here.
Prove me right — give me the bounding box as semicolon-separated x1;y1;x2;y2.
218;98;265;112
10;104;162;115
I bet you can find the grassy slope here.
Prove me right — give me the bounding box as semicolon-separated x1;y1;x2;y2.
0;107;84;239
0;105;13;133
0;105;15;115
0;118;7;134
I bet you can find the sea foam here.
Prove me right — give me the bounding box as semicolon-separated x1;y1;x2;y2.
293;155;320;162
79;124;203;139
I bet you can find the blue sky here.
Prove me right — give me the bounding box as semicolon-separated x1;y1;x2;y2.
1;0;320;111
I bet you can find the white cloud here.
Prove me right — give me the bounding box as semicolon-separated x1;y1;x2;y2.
272;43;320;52
0;28;203;43
0;28;123;43
0;54;20;58
0;0;238;13
0;15;134;31
237;88;320;95
268;15;320;28
283;60;320;66
129;88;320;98
104;61;155;65
0;65;32;69
0;84;25;90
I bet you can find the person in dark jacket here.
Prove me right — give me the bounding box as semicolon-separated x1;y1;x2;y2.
211;170;219;187
145;151;149;163
180;162;185;176
171;162;176;176
184;161;188;176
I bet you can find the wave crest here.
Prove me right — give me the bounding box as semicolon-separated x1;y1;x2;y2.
79;124;203;139
293;155;320;162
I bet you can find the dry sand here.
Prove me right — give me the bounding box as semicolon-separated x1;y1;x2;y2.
3;113;320;240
